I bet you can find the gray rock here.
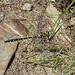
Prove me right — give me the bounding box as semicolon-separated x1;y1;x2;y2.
21;3;32;11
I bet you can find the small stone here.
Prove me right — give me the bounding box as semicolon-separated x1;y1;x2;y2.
70;17;75;25
21;3;32;11
51;0;55;2
0;12;4;22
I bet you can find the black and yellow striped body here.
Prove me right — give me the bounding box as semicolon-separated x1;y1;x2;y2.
4;31;52;43
4;37;33;43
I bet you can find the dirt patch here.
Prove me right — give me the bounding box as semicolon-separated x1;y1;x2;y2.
0;0;75;75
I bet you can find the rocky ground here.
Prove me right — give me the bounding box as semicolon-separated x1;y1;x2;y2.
0;0;75;75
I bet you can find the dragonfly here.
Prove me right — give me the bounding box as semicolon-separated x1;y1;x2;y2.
4;31;52;43
4;2;51;43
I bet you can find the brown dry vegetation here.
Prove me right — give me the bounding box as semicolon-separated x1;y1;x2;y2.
0;0;75;75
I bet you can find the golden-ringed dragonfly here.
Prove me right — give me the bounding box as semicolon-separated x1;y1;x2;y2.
4;31;52;43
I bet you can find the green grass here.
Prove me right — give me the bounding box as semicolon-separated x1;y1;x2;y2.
26;0;75;75
3;0;75;75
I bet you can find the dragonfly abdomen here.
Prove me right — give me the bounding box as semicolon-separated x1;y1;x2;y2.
4;37;33;43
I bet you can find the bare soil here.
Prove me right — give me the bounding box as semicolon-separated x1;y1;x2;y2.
0;0;74;75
